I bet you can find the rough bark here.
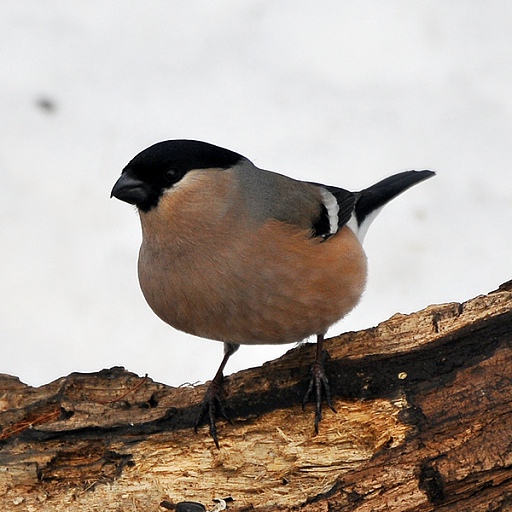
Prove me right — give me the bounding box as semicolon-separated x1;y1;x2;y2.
1;280;511;511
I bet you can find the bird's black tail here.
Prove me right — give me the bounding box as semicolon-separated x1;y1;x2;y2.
355;170;435;228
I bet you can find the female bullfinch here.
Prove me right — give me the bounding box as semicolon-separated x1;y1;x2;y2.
111;139;434;447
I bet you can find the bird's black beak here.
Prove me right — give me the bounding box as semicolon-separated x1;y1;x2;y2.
111;174;149;206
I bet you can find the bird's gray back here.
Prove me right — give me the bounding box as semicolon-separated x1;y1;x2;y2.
233;162;324;231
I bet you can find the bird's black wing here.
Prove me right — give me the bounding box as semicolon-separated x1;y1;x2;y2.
308;182;357;239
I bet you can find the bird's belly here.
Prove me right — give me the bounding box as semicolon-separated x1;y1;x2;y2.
138;222;367;345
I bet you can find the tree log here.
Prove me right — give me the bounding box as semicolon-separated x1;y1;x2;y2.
1;280;511;511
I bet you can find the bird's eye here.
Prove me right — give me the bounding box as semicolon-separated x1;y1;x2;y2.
164;168;181;184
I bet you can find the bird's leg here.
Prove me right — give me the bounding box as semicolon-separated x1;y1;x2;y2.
195;342;238;449
302;334;337;432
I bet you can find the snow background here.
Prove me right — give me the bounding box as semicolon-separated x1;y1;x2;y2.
1;1;510;388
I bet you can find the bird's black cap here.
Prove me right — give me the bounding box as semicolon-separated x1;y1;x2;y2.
128;140;244;176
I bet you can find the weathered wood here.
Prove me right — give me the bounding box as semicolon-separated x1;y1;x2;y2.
1;280;511;511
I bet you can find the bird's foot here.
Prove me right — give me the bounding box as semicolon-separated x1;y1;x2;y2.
302;349;337;433
194;377;230;449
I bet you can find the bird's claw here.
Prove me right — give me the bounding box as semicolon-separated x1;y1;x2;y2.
194;379;230;449
302;351;336;433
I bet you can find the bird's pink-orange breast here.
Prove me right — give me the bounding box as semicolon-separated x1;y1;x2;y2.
137;171;367;345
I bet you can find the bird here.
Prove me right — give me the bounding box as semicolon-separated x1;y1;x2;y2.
111;139;434;447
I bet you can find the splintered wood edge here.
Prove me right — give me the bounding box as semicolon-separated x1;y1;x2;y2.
0;397;410;510
328;279;512;360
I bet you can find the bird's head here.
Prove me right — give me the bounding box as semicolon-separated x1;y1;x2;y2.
111;139;245;212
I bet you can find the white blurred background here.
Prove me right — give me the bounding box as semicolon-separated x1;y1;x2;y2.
1;1;510;388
